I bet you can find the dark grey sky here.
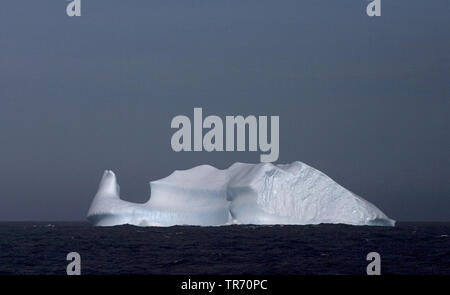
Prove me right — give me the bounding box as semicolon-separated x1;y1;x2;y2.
0;1;448;221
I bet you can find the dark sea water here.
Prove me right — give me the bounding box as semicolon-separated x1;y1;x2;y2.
0;222;449;275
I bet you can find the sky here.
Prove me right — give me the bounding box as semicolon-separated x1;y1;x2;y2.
0;1;448;221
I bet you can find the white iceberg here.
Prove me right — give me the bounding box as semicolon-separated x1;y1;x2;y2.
87;162;395;227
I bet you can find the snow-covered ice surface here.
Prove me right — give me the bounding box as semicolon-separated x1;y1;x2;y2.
87;162;395;227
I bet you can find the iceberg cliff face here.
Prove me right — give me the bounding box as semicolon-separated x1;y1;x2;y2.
87;162;395;227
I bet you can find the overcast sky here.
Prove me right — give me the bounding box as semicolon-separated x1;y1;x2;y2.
0;1;448;221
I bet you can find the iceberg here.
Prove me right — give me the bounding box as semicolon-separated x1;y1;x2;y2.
87;162;395;227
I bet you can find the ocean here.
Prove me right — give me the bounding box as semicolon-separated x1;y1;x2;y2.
0;222;449;275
